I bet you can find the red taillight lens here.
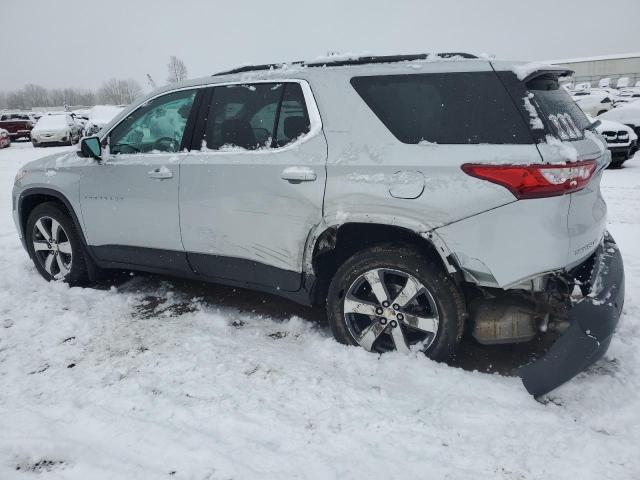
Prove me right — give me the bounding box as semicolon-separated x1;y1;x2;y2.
461;161;597;199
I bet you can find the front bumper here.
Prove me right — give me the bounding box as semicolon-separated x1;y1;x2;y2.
517;233;624;397
608;141;637;160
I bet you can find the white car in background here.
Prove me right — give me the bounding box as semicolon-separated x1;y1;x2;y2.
613;88;640;107
588;114;638;168
31;114;80;147
599;100;640;141
84;105;124;136
572;92;614;116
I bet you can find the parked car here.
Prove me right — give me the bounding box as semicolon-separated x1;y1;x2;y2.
588;115;638;168
598;100;640;143
30;114;80;146
572;92;613;116
0;113;35;140
84;105;124;136
613;88;640;107
0;128;11;148
12;54;623;397
46;112;84;139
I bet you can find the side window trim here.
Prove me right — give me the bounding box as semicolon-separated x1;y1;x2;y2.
179;88;208;151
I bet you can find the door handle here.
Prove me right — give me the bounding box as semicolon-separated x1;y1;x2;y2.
148;167;173;180
281;166;317;183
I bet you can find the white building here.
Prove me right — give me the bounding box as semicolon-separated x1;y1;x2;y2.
547;53;640;88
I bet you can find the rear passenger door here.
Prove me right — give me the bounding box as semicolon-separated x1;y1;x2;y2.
179;81;327;291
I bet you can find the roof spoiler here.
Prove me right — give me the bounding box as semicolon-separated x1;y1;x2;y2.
520;67;574;83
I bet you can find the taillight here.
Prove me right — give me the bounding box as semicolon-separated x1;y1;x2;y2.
461;160;597;199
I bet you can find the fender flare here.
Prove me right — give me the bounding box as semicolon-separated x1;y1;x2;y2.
18;187;91;252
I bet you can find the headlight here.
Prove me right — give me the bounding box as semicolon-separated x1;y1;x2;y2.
14;169;27;184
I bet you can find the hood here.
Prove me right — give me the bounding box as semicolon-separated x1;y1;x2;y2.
21;149;92;172
599;101;640;125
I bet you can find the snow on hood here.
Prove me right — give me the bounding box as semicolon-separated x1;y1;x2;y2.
595;118;638;139
599;101;640;125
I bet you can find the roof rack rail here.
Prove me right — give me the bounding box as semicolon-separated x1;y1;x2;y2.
212;52;478;76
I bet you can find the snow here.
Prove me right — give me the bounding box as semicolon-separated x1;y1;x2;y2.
32;115;68;131
544;135;579;162
599;101;640;125
88;105;124;125
512;62;556;81
1;142;640;479
523;94;544;130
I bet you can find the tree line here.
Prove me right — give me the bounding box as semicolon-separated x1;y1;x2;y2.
0;79;143;110
0;56;189;111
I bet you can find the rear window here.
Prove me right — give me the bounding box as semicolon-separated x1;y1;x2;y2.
526;75;591;140
350;72;531;144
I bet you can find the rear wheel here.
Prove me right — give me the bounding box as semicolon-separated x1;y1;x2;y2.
26;203;90;285
326;244;464;360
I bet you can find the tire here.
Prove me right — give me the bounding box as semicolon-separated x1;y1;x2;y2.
26;202;90;286
609;159;625;169
326;243;464;361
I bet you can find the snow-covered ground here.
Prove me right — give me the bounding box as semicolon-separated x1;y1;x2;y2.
0;142;638;479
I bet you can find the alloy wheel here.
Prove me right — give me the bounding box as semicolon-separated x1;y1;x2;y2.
31;216;73;280
343;268;439;353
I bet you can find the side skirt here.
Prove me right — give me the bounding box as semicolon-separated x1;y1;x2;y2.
90;245;316;306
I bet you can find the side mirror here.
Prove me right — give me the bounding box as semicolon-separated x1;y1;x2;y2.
80;136;102;160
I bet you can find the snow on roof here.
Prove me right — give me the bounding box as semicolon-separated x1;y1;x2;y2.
544;52;640;65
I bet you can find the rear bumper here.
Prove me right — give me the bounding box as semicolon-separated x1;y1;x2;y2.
8;130;31;138
517;233;624;397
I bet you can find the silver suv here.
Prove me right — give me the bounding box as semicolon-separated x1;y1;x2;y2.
12;54;624;397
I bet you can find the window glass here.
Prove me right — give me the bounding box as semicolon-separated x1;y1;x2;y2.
204;83;282;150
275;84;310;147
109;89;196;154
203;82;311;150
350;72;531;144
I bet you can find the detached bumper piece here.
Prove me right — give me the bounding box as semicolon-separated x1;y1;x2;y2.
517;234;625;397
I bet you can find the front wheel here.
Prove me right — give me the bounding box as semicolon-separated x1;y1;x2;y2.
326;244;464;360
26;202;90;285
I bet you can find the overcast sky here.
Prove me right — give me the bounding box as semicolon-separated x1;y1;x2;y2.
3;0;639;92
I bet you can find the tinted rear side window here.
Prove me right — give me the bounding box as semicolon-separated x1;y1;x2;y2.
350;72;531;144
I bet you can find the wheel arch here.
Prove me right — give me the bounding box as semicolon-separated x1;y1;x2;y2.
307;222;457;306
18;188;88;249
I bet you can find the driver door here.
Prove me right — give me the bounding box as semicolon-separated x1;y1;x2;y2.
79;88;199;270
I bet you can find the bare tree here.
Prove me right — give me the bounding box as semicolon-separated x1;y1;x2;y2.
166;55;188;84
21;84;49;108
98;78;143;105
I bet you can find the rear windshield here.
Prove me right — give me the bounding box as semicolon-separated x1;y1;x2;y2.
350;72;531;144
527;75;591;139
